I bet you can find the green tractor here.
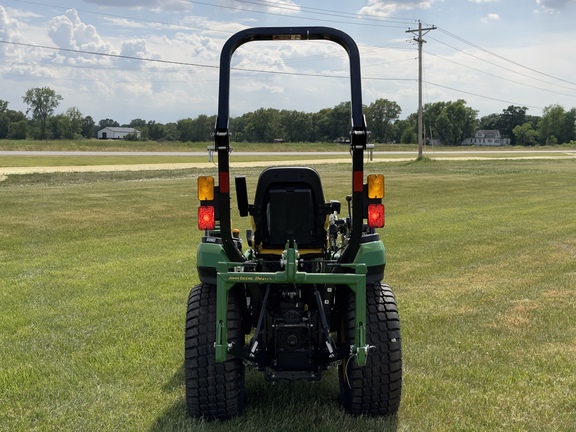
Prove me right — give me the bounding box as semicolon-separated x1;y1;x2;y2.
185;27;402;420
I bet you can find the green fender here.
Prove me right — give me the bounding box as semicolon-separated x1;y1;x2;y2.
353;239;386;282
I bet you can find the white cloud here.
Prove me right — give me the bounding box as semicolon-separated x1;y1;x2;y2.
0;6;44;66
0;5;21;45
82;0;192;13
48;9;114;56
481;13;501;23
119;39;155;62
179;15;247;37
535;0;576;13
172;33;220;61
219;0;301;15
357;0;440;17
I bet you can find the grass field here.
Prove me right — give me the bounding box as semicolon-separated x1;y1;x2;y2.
1;157;575;431
0;139;379;153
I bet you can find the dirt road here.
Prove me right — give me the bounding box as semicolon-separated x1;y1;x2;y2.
2;152;575;179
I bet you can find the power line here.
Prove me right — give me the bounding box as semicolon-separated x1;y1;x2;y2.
436;27;576;88
0;39;219;69
0;39;413;82
424;81;544;110
426;51;576;99
429;35;576;93
12;0;231;35
229;0;416;25
183;0;409;28
14;0;406;31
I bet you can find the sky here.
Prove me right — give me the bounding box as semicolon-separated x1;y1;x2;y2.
1;0;576;125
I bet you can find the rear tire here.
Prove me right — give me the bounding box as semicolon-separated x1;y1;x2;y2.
338;282;402;416
184;283;245;420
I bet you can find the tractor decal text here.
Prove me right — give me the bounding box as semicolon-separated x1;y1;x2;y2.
227;275;274;282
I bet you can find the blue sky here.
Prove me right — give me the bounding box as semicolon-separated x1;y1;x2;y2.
1;0;575;125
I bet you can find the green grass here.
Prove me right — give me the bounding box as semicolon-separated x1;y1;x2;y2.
0;139;376;152
1;158;576;431
0;154;355;168
1;138;574;153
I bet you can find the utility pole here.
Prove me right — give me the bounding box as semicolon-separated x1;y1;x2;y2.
406;21;436;159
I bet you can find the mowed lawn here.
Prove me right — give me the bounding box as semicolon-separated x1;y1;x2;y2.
1;158;575;431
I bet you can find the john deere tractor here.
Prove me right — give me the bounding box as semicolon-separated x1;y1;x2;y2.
185;27;402;420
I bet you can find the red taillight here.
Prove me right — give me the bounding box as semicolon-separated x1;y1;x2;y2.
367;203;385;228
198;206;215;230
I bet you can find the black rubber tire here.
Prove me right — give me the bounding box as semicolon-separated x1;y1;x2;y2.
184;283;245;420
338;282;402;416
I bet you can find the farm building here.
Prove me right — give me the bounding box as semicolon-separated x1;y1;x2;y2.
97;127;141;139
462;130;510;146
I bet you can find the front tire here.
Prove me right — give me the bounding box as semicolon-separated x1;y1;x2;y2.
338;282;402;416
184;283;245;420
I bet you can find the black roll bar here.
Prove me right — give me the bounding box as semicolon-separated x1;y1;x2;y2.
213;27;368;263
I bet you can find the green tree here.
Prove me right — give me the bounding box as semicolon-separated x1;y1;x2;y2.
0;114;9;139
328;101;352;142
243;108;282;143
537;104;571;145
512;123;539;146
0;100;9;139
1;102;27;139
497;105;527;145
163;122;178;141
8;120;27;139
308;111;325;142
48;114;67;139
400;127;417;144
478;113;500;131
128;118;147;128
366;99;401;143
230;115;247;142
177;114;215;142
64;107;83;139
279;110;310;142
393;114;417;144
176;118;194;142
82;116;96;138
311;108;332;142
564;108;576;143
423;100;478;146
22;87;63;140
147;120;166;141
98;118;119;129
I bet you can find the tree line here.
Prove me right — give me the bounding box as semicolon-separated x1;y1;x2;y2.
1;87;575;146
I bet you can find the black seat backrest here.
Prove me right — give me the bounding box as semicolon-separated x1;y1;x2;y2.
251;167;327;251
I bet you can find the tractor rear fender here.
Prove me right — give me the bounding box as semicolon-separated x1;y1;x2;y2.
354;237;386;283
197;240;229;285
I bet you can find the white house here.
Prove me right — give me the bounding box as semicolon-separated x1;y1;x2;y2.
97;127;141;139
462;130;510;146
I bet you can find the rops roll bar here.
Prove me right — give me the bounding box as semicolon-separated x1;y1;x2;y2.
213;27;368;263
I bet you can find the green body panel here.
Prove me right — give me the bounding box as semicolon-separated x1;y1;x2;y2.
214;242;370;366
353;240;386;267
197;241;229;268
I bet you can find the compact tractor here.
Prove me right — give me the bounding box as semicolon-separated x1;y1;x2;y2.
185;27;402;420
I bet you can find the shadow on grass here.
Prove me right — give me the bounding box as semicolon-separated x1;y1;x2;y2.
150;366;398;432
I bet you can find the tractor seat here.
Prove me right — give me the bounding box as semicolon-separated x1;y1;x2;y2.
251;167;329;255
